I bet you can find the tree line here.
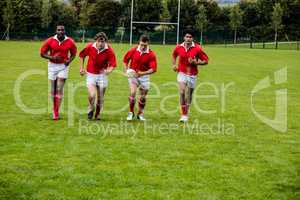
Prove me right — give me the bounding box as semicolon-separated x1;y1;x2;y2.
1;0;300;43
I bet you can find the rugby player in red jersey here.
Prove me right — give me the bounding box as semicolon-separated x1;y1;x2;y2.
40;25;77;120
79;32;117;120
123;35;157;121
172;29;209;122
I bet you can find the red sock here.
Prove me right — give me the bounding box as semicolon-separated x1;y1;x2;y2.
181;104;188;116
138;97;146;115
95;102;101;119
54;94;62;115
180;97;188;116
88;96;95;111
53;96;58;118
186;104;190;115
129;96;135;113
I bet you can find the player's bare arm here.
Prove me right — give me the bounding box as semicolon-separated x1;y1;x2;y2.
197;59;208;65
79;57;86;76
105;66;115;75
172;57;178;72
137;68;154;77
123;62;130;77
188;57;208;66
65;53;76;66
123;62;129;71
41;53;63;61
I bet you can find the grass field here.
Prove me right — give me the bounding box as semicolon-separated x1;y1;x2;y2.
0;41;299;200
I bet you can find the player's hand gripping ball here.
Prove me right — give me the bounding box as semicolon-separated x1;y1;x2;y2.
126;69;137;78
188;57;197;65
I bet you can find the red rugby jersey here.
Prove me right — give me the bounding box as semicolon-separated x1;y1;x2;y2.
40;35;77;64
172;42;208;76
79;43;117;74
123;46;157;72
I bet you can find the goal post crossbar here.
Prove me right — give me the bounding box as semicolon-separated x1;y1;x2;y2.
132;21;178;25
130;0;181;45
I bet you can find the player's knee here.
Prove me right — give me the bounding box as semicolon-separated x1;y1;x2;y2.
140;96;146;102
180;91;185;97
56;89;64;96
130;92;136;97
89;92;96;99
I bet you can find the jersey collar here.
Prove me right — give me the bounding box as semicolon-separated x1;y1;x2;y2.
92;42;109;54
180;42;195;52
137;45;150;54
53;34;68;45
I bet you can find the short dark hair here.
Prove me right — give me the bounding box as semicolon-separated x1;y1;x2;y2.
183;29;195;37
139;35;150;43
94;32;108;41
56;24;65;28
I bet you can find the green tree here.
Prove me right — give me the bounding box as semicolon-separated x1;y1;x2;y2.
79;0;89;42
195;4;208;44
229;5;243;44
239;0;260;41
121;0;163;31
167;0;198;29
2;0;15;40
12;0;41;33
70;0;96;18
156;0;172;45
88;0;122;35
271;3;283;48
256;0;288;41
50;1;78;31
285;0;300;40
0;1;6;32
41;0;52;29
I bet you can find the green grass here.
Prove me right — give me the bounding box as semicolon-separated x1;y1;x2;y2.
0;41;299;200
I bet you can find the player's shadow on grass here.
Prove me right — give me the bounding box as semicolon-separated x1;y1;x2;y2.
275;170;300;200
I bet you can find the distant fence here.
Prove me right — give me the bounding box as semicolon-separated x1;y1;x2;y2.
0;27;236;45
1;30;299;51
215;41;300;51
0;29;180;44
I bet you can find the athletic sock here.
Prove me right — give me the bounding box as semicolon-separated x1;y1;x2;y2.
181;102;188;116
138;97;146;115
129;96;135;113
95;100;103;119
186;104;190;116
54;94;63;116
88;96;95;112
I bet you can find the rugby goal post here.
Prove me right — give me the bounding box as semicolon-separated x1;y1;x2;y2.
129;0;181;45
